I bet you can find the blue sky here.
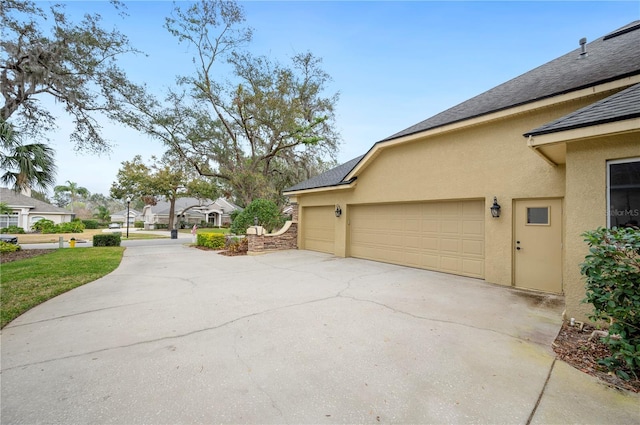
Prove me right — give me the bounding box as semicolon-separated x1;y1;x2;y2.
40;1;639;196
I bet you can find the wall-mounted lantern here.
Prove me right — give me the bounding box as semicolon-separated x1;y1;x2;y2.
490;197;501;218
335;205;342;218
254;216;258;226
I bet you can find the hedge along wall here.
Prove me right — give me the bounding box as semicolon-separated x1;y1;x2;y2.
197;233;225;249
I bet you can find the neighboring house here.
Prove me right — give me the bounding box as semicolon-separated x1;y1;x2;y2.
110;209;143;226
142;197;240;228
284;21;640;322
0;187;75;231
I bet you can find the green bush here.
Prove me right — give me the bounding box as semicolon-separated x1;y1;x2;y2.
58;221;85;233
134;221;144;228
197;233;225;249
0;241;21;253
93;233;122;247
230;199;285;235
32;219;56;233
82;219;100;229
581;227;640;380
1;225;25;234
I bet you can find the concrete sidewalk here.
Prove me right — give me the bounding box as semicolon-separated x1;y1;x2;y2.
1;245;638;424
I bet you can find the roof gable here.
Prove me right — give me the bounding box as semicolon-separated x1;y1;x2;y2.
0;188;71;214
525;83;640;136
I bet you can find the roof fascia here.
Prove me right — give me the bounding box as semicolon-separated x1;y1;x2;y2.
345;75;640;181
527;117;640;146
282;180;357;197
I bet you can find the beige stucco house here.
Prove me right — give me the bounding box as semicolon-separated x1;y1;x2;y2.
0;187;75;230
284;21;640;322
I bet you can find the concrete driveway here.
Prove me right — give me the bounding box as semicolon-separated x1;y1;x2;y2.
1;245;638;424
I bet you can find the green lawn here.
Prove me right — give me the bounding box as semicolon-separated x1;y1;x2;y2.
0;247;125;328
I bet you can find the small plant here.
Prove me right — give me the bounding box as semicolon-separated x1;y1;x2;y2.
0;240;21;253
93;233;122;247
197;233;225;249
226;237;248;254
581;227;640;380
1;225;25;234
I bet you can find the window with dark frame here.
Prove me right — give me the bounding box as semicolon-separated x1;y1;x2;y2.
608;159;640;229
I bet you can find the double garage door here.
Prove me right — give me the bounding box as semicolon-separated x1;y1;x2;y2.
349;201;485;278
302;201;485;279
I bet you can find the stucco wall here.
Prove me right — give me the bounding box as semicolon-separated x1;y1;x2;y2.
293;92;620;293
564;135;640;322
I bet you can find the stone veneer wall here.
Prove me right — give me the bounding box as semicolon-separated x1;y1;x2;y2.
247;203;298;254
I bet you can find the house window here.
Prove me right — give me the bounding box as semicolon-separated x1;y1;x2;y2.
608;158;640;228
0;212;19;229
527;207;549;225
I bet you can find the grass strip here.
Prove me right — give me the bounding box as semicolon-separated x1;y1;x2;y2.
0;247;125;328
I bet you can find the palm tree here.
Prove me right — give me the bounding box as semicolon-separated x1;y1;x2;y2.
0;120;57;194
94;205;111;223
54;181;90;212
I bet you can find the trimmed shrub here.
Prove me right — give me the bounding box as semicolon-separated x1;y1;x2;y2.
581;227;640;379
134;221;144;228
0;240;21;253
32;219;56;233
197;233;225;249
1;225;25;234
93;233;122;247
230;199;285;235
58;221;85;233
82;219;100;229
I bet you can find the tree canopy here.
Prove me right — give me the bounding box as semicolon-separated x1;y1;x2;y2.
110;0;340;207
0;119;56;193
1;0;141;153
110;152;219;229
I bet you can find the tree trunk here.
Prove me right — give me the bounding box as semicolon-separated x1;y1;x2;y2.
169;198;177;229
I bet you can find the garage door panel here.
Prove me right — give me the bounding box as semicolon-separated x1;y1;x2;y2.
350;201;484;278
302;206;335;254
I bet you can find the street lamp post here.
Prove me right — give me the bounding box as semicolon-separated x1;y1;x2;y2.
126;197;131;238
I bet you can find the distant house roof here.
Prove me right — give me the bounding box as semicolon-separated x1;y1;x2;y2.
384;21;640;141
146;197;240;216
0;188;71;214
524;82;640;136
284;155;364;192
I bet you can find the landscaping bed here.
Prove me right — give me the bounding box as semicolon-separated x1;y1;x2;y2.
1;249;51;263
553;322;639;393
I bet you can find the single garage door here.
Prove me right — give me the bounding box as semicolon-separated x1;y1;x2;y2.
302;206;335;254
350;201;484;278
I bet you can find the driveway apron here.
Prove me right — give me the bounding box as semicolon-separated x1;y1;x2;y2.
1;245;638;424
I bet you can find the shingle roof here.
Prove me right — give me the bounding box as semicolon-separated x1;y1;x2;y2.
0;188;71;214
284;155;364;192
524;83;640;136
285;21;640;194
148;197;239;215
384;21;640;141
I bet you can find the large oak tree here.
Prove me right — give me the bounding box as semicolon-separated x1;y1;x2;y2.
111;0;339;207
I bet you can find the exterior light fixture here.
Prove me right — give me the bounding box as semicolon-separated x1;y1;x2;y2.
254;216;259;226
335;205;342;217
490;197;501;218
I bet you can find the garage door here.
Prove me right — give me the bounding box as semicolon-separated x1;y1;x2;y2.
350;201;484;278
302;206;335;254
